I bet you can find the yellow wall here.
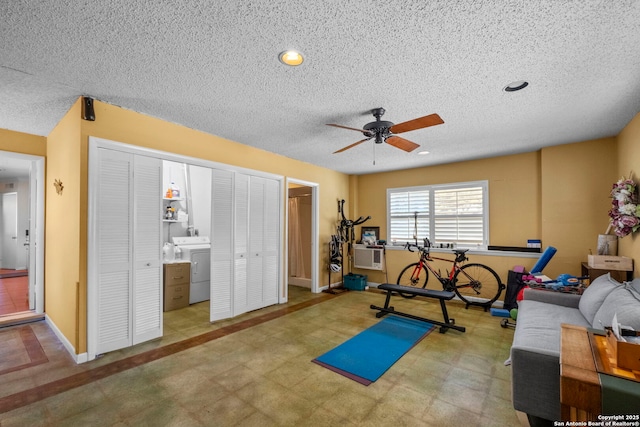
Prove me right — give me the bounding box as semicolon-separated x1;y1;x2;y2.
352;138;619;291
616;112;640;275
45;98;83;350
43;99;349;354
540;138;618;275
0;128;46;156
353;151;541;287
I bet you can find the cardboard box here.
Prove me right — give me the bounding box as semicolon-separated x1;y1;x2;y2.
606;330;640;371
587;255;633;271
343;273;367;291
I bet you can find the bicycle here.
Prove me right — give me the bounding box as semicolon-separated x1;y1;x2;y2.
396;238;504;308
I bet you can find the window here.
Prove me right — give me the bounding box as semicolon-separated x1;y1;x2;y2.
387;181;488;249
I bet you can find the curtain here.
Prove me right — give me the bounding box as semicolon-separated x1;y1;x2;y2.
288;197;306;278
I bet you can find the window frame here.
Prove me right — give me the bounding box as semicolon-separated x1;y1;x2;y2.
386;180;489;249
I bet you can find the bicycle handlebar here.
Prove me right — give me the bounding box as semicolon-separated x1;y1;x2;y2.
404;242;427;253
404;241;469;262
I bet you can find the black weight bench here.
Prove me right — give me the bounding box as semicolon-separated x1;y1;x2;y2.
370;283;466;334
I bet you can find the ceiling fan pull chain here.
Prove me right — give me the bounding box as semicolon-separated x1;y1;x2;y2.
373;141;376;165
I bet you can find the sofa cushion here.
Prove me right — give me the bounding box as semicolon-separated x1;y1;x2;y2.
593;282;640;330
629;278;640;293
512;300;591;355
578;274;620;326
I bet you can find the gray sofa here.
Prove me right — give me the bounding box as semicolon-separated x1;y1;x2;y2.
510;273;640;422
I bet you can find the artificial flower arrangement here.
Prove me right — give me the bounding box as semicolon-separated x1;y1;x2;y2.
608;174;640;237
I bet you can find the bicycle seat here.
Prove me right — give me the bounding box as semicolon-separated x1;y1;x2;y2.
453;249;469;255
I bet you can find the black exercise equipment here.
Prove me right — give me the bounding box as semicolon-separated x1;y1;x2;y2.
371;284;466;334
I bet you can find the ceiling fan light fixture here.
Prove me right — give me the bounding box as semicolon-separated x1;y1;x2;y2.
504;80;529;92
278;50;304;66
417;150;430;155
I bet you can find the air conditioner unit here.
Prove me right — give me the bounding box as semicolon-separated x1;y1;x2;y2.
353;245;385;271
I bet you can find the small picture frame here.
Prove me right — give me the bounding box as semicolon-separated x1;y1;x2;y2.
361;226;380;244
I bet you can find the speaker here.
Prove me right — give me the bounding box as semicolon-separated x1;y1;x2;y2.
82;97;95;121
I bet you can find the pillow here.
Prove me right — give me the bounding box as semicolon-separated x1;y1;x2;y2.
578;273;620;325
592;282;640;331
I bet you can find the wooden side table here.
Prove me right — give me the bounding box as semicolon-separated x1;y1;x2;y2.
581;262;632;284
560;323;640;421
560;324;601;421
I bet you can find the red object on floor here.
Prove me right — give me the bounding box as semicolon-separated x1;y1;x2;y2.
517;286;528;301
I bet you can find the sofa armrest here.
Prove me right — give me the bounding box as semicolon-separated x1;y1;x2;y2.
511;345;561;421
522;288;581;308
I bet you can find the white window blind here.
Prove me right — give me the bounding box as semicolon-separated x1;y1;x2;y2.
387;181;488;248
389;190;430;242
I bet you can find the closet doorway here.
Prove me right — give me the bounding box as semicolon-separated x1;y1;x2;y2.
286;179;319;296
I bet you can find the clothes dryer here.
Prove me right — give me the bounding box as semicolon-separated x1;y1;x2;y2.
172;236;211;304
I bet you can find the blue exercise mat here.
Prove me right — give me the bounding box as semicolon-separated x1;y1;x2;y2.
312;315;434;385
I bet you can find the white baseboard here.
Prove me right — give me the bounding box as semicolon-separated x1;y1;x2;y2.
288;277;311;288
45;314;88;364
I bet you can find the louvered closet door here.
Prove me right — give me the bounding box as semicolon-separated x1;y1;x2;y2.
261;178;279;306
96;149;133;354
132;155;162;344
233;173;249;315
210;169;234;321
247;176;265;311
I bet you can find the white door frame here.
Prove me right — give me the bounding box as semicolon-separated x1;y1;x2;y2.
285;178;319;297
0;151;44;314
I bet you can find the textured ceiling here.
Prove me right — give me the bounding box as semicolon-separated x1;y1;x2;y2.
1;1;640;175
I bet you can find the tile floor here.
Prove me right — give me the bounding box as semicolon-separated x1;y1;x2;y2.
0;274;29;316
0;286;521;426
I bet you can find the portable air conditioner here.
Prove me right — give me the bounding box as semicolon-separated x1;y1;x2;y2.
353;246;385;270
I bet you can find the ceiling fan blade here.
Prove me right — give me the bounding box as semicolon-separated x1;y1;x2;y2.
333;137;372;154
326;123;368;133
389;113;444;134
385;136;420;152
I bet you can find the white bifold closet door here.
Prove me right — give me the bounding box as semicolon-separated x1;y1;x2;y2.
210;170;280;322
95;149;162;355
210;169;234;321
247;176;279;311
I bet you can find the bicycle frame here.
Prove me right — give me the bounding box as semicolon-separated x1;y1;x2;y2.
413;250;459;288
400;240;504;307
406;244;479;293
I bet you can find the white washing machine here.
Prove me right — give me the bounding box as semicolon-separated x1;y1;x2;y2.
172;236;211;304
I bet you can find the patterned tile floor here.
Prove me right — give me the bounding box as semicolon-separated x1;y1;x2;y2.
0;286;521;426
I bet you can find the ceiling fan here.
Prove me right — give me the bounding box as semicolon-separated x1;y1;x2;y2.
327;108;444;154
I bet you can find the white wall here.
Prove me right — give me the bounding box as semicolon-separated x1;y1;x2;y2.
162;161;212;242
0;179;29;269
188;164;212;239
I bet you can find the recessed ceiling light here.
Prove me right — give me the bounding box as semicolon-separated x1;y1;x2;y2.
278;50;304;66
504;81;529;92
417;150;430;155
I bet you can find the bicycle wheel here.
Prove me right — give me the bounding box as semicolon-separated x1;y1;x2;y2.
396;262;429;298
453;263;503;306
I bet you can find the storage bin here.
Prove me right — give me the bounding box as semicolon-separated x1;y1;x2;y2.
587;255;633;271
343;273;367;291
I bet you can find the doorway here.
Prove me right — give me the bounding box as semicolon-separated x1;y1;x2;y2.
0;151;44;318
286;179;319;297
